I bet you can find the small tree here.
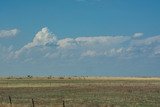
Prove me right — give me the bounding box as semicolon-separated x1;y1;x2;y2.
27;75;33;78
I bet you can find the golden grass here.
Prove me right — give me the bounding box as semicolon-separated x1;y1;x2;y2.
0;76;160;107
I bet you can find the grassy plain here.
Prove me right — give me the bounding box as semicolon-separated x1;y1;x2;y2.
0;77;160;107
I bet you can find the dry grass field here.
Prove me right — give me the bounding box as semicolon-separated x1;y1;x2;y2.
0;76;160;107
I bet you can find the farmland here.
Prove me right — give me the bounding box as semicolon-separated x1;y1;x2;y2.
0;77;160;107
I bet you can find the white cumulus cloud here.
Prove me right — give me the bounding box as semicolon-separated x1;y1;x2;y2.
132;35;160;46
24;27;57;49
132;33;143;39
75;36;130;47
57;38;76;49
13;27;57;58
0;29;19;38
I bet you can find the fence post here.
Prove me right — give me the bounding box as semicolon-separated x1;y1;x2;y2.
9;96;12;105
63;100;65;107
32;99;35;107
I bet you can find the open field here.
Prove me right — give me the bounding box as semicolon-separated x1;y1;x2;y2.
0;77;160;107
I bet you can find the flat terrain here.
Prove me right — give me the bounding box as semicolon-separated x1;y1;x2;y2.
0;77;160;107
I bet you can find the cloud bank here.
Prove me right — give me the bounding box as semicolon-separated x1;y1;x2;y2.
3;27;159;61
0;27;160;76
0;29;19;38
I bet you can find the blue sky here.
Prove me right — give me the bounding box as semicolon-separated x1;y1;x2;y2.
0;0;160;76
